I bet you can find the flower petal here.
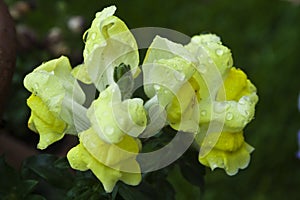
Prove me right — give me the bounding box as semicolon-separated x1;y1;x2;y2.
67;128;141;193
87;84;147;143
81;5;139;91
198;142;254;176
27;95;66;149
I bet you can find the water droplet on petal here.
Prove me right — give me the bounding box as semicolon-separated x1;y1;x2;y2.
226;112;233;120
101;91;108;98
91;33;96;40
198;64;207;73
105;126;114;135
243;96;250;102
93;44;99;50
154;84;161;91
214;102;227;113
118;118;125;125
164;90;169;94
239;98;246;105
200;110;207;116
174;72;185;81
208;58;214;64
216;49;224;56
34;83;39;90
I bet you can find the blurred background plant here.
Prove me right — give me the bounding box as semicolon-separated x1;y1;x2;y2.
0;0;299;199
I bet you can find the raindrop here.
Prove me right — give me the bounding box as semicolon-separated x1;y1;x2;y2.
91;33;96;40
216;49;224;56
208;58;214;64
239;98;246;105
101;91;108;98
174;72;185;81
243;96;250;102
226;112;233;120
105;126;114;135
93;44;99;50
154;84;161;91
118;118;125;126
164;90;169;94
200;110;207;116
198;64;207;73
214;102;227;113
34;83;39;90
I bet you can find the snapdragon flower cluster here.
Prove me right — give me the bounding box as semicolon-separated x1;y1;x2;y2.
24;5;258;192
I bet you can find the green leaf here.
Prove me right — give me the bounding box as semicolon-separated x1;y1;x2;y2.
66;171;109;200
178;150;205;190
0;156;19;192
113;63;134;100
0;156;39;199
118;182;153;200
25;194;47;200
167;165;202;200
21;154;74;190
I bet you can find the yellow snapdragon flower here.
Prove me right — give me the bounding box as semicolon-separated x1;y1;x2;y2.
24;56;85;149
67;83;146;192
72;5;140;91
87;84;147;144
143;34;258;175
197;67;257;175
187;34;258;175
67;128;141;193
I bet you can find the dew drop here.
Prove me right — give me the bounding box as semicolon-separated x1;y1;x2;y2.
91;33;96;40
101;91;108;98
238;98;246;105
154;84;161;90
93;44;100;50
118;118;125;126
174;72;185;81
243;96;250;102
34;83;39;90
226;112;233;120
198;64;207;73
200;110;207;116
208;58;214;64
214;102;227;113
105;126;114;135
216;49;224;56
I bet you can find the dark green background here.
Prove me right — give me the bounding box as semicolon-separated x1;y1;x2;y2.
3;0;300;199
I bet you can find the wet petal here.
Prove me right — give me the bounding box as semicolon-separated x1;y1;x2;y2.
67;128;141;193
78;5;139;91
27;95;66;149
87;84;147;143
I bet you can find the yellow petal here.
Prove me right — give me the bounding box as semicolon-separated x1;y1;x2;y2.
217;67;249;101
27;94;66;149
67;132;141;193
167;76;200;132
201;131;244;152
80;128;140;169
199;142;254;176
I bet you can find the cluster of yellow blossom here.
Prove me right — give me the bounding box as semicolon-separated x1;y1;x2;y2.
24;5;258;192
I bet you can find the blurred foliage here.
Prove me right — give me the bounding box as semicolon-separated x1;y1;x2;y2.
1;0;300;199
